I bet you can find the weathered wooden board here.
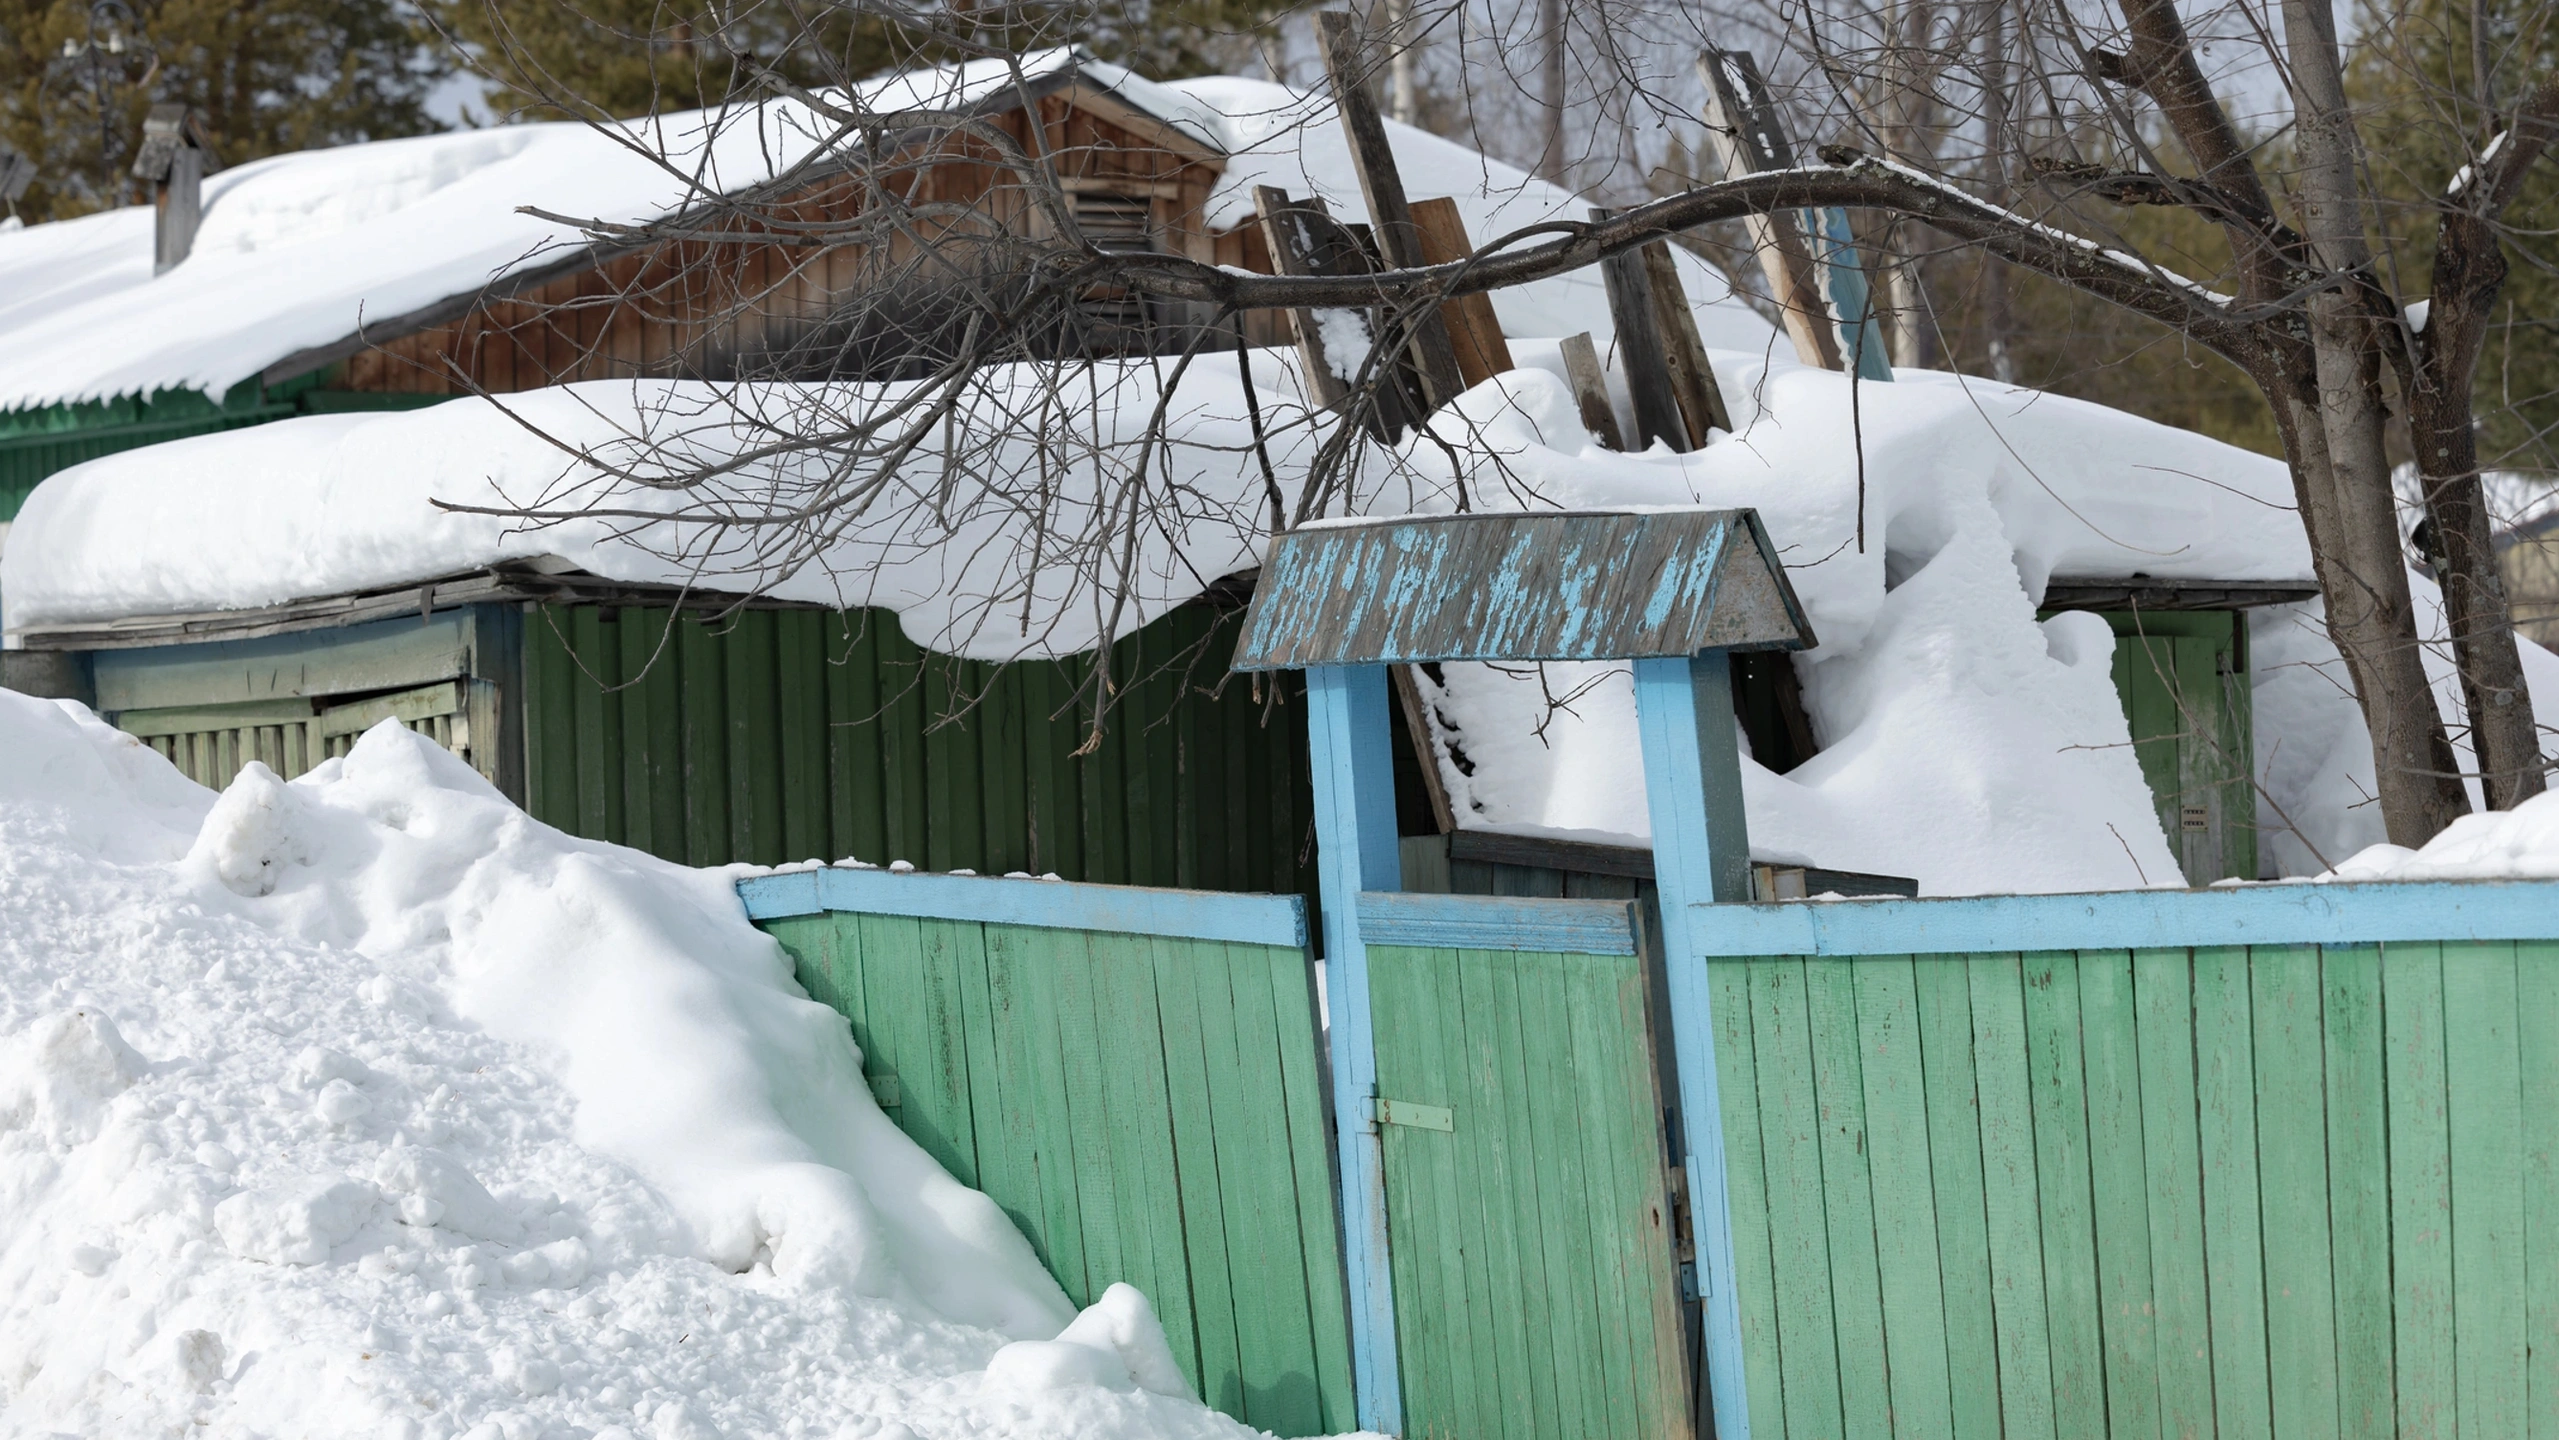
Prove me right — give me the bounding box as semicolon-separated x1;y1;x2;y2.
1231;509;1815;669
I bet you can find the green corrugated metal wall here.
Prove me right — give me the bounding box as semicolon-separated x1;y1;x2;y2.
520;603;1317;893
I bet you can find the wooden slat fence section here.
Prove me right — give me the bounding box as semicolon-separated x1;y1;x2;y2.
522;603;1314;893
1366;941;1692;1440
1711;940;2559;1440
758;909;1354;1437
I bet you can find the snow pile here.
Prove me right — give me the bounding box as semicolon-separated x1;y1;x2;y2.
1376;355;2315;894
0;687;1305;1439
1162;76;1773;354
2320;786;2559;881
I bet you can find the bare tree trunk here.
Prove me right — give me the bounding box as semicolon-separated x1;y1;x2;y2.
2281;0;2473;843
1538;0;1565;185
1978;0;2017;382
1384;0;1418;125
2408;176;2548;808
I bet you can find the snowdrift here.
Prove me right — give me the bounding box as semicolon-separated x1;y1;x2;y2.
0;689;1292;1439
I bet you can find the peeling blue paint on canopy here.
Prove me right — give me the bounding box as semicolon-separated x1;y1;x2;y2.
1229;508;1815;670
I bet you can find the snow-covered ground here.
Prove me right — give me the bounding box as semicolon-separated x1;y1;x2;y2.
0;687;1336;1440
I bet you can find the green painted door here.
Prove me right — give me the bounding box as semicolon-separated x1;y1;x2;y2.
1366;943;1694;1440
2104;612;2255;884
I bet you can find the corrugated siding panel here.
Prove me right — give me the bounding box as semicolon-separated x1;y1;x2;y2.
523;603;1316;896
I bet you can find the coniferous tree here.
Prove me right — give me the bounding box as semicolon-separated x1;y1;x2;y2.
0;0;450;222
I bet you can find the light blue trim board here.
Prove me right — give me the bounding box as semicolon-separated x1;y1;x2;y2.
1815;206;1895;383
1683;877;2559;958
736;868;1308;949
1303;663;1406;1434
1632;652;1756;1440
1356;891;1638;955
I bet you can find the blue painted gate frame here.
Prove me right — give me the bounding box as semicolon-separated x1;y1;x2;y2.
1304;653;1763;1439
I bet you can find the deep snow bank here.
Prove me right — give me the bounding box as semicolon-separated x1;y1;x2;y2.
0;689;1303;1439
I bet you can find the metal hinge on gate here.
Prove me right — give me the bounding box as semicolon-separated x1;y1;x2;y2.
1679;1262;1703;1303
1364;1096;1453;1133
868;1073;902;1109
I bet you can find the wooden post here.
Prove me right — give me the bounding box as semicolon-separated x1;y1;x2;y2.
1558;333;1627;450
1303;663;1405;1435
1390;662;1457;833
1409;196;1515;391
1694;50;1843;371
1314;10;1469;410
1595;209;1692;452
1641;241;1737;441
1631;650;1754;1440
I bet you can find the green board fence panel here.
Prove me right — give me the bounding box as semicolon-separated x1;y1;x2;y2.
1710;939;2559;1440
1365;939;1692;1440
755;899;1354;1436
522;603;1314;897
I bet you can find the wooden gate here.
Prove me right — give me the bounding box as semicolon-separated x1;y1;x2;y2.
741;866;1356;1437
1363;899;1693;1439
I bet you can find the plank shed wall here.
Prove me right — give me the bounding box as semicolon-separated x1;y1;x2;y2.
520;600;1317;895
339;96;1225;397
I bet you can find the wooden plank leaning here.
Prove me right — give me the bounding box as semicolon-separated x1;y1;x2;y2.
1695;48;1844;371
1408;196;1515;391
1314;10;1468;410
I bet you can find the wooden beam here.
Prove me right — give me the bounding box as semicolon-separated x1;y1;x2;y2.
1389;662;1458;833
1640;240;1736;441
1695;49;1843;371
1558;332;1627;450
1313;10;1468;410
1408;197;1515;391
1254;186;1353;412
1594;209;1692;452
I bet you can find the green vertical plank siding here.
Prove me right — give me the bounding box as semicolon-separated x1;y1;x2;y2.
2255;945;2341;1440
1369;943;1689;1440
519;603;1310;893
1855;959;1957;1440
2075;950;2160;1440
2196;945;2275;1440
1804;957;1893;1440
1714;958;1789;1440
2322;946;2395;1438
2447;941;2529;1440
2020;951;2107;1440
2385;942;2457;1440
1913;959;2004;1440
2130;947;2214;1440
2518;942;2559;1440
765;913;1350;1437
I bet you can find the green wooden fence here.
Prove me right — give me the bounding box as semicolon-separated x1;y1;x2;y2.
1707;939;2559;1440
522;603;1314;890
747;871;1355;1436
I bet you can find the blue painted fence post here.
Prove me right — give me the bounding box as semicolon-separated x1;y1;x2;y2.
1303;662;1405;1434
1816;207;1895;383
1633;651;1755;1440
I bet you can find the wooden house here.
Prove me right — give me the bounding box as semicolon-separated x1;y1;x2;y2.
0;53;1342;894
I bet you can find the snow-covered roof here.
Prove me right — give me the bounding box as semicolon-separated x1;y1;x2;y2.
0;50;1220;414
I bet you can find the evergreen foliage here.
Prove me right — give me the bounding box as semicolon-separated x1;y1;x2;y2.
0;0;450;222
